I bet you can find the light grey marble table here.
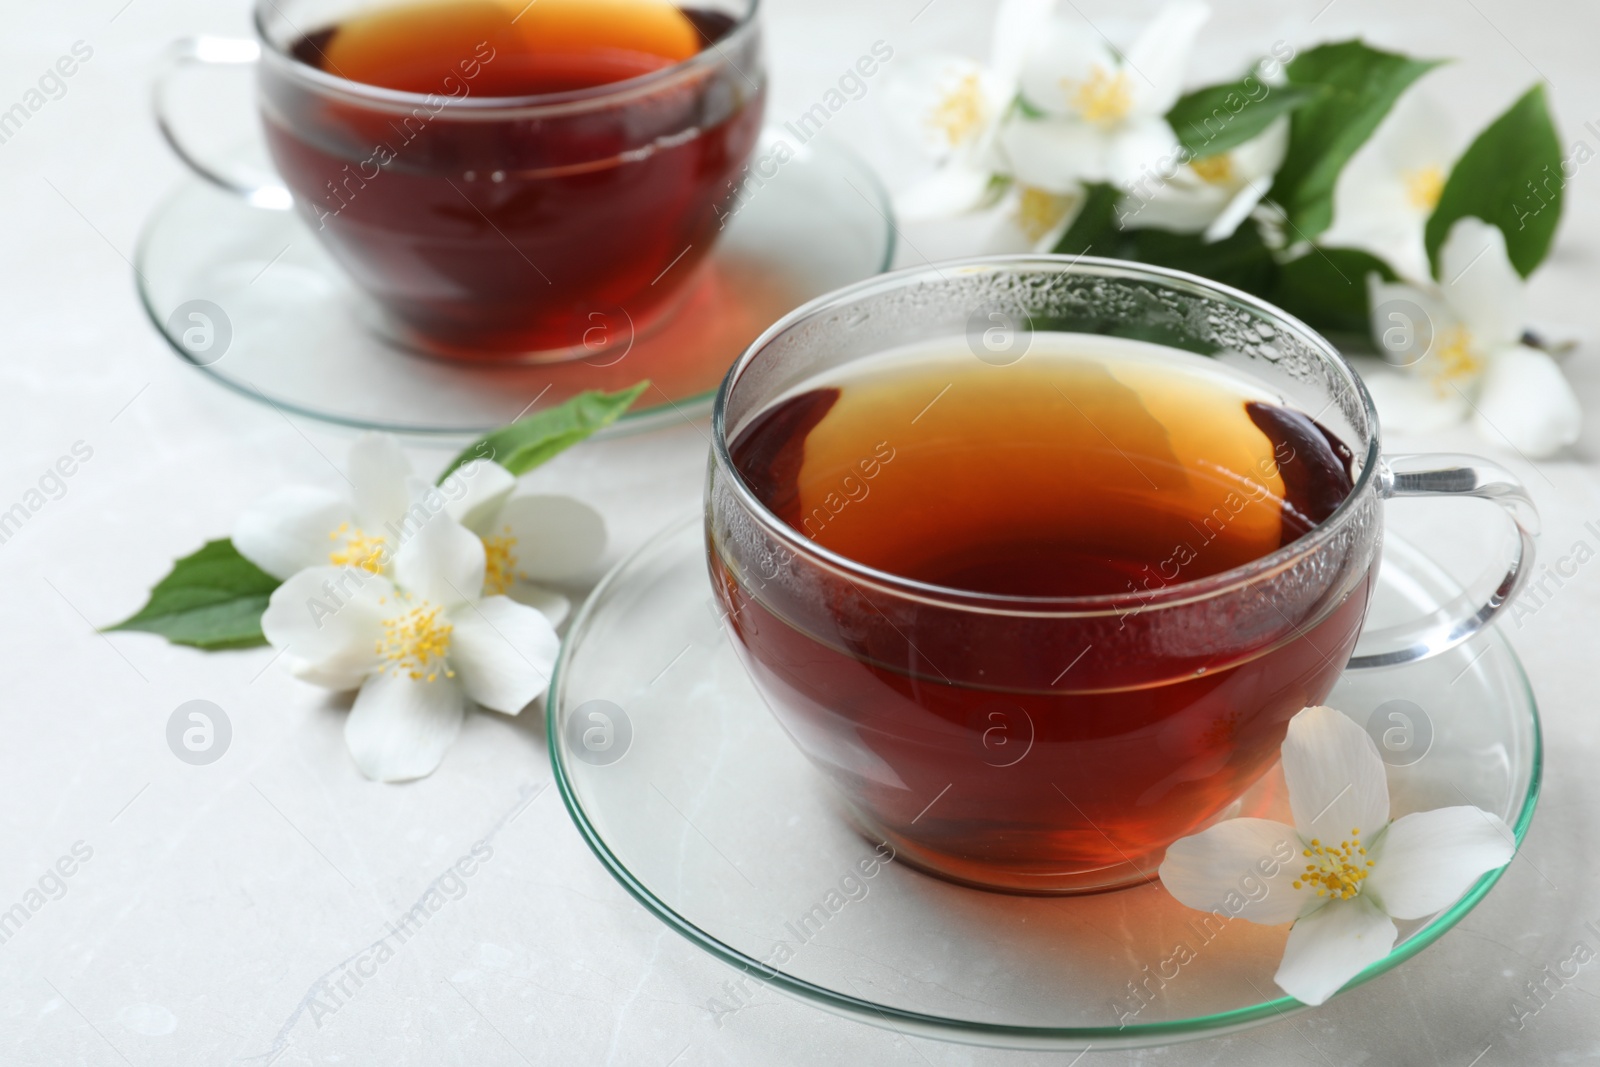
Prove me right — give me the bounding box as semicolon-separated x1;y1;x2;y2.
2;0;1597;1063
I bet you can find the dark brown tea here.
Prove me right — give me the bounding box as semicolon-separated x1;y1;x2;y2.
714;336;1370;890
260;0;764;357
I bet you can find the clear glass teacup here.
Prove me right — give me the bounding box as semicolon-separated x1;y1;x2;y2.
155;0;765;361
706;255;1538;894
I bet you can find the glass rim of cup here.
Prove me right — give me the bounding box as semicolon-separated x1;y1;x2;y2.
710;253;1385;619
253;0;761;116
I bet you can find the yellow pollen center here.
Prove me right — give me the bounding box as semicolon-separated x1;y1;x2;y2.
1403;165;1445;211
1190;154;1235;185
328;523;387;574
1292;829;1375;901
376;601;455;683
1423;325;1483;393
1068;65;1133;127
1015;186;1076;242
482;529;524;596
929;72;987;147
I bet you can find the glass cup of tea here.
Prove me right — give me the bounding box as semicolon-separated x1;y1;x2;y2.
706;255;1539;894
154;0;765;361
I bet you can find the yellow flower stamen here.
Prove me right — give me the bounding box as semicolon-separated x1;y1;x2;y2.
482;528;524;596
1402;165;1446;211
328;523;387;574
928;72;987;147
1421;324;1483;394
1291;827;1372;900
1014;186;1076;243
376;601;455;683
1190;154;1235;185
1067;65;1133;127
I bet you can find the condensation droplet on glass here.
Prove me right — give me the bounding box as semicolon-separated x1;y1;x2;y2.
491;170;506;183
463;170;477;181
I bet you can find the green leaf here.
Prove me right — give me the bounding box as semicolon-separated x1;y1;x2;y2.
1167;81;1322;158
438;382;649;483
1267;41;1442;239
1050;183;1123;256
1425;84;1565;279
1271;246;1397;336
1015;96;1048;120
1050;185;1279;296
1123;221;1280;296
107;539;279;650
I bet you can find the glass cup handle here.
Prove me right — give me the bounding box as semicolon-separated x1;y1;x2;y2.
1346;453;1540;670
153;37;292;210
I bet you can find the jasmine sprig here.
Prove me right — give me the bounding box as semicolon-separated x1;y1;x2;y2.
109;385;646;650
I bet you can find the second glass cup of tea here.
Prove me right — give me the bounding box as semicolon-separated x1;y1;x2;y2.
706;255;1538;894
157;0;765;361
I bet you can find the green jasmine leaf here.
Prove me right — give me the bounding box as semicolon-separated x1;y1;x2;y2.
106;539;278;649
1049;185;1278;297
1267;41;1443;239
1050;182;1124;257
1015;95;1048;120
1271;246;1398;337
1167;81;1322;158
1123;221;1280;297
438;382;649;483
1425;84;1565;279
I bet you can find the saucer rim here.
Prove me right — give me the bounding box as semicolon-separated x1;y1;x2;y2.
546;513;1543;1050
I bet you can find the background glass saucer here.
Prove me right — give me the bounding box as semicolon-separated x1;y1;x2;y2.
134;131;894;439
548;516;1540;1051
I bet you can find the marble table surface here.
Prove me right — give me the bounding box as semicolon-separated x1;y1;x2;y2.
2;0;1598;1063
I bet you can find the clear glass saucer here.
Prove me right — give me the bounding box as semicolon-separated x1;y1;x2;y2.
548;516;1540;1051
134;131;894;439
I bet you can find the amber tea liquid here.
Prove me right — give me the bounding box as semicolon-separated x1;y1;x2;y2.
715;335;1371;890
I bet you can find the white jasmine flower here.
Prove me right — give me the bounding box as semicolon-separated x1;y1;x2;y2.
1119;117;1287;241
999;0;1210;192
440;458;607;628
234;432;606;616
887;0;1054;220
234;432;423;581
1366;216;1581;457
992;182;1083;252
1160;705;1515;1005
904;181;1083;256
1322;87;1459;282
260;510;559;782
